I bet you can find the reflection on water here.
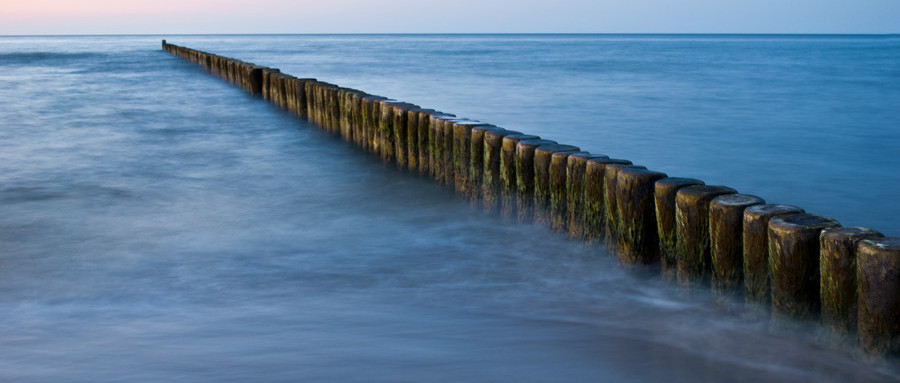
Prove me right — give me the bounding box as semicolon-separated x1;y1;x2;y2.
0;35;897;382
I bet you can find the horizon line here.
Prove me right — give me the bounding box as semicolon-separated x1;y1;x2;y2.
2;32;899;37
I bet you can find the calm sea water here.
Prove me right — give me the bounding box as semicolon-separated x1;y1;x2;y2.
0;35;897;382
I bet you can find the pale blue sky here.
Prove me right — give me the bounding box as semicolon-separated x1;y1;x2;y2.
1;0;897;34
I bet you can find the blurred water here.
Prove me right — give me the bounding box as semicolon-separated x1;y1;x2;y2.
0;35;897;382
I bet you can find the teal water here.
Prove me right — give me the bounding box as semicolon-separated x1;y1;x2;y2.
0;35;897;382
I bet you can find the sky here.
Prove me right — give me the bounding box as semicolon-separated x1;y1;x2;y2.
0;0;897;35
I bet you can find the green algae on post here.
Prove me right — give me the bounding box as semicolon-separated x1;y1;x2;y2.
583;158;632;243
452;121;490;197
515;139;557;223
709;194;765;295
674;185;737;287
481;128;516;212
534;145;579;227
565;153;609;238
768;214;840;322
603;163;646;251
857;237;900;357
654;177;705;281
742;204;806;313
819;227;883;342
616;168;668;267
469;125;502;202
499;134;539;219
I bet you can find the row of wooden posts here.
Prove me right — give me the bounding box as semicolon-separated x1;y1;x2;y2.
162;40;898;358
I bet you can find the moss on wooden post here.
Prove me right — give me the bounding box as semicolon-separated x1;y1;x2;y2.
452;121;490;197
654;178;705;281
584;158;632;244
405;109;434;173
427;113;456;183
415;109;443;176
819;227;883;343
674;185;736;287
709;194;765;295
743;204;805;309
350;93;366;148
603;163;646;251
500;134;539;219
616;169;668;267
534;145;579;227
565;153;609;238
391;102;418;170
857;237;900;357
515;139;557;223
469;125;500;202
482;129;516;212
768;214;840;322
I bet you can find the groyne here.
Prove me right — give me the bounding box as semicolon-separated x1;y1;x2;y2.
161;40;899;358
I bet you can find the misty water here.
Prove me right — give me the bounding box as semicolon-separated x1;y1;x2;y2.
0;35;898;382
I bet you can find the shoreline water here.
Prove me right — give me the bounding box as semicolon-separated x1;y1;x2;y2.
1;35;897;381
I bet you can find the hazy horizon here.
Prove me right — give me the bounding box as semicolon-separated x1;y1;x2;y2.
1;0;897;35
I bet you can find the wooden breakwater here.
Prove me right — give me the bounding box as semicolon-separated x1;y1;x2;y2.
161;40;899;359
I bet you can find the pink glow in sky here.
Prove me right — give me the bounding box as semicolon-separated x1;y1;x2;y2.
0;0;897;34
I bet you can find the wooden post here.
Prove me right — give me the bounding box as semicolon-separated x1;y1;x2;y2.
535;145;580;227
469;125;501;202
654;178;705;281
500;134;539;219
819;227;883;343
406;108;436;173
583;158;632;243
768;214;840;322
857;237;900;357
428;113;457;183
674;185;736;287
743;204;805;309
392;102;419;170
481;129;517;212
566;153;609;238
709;194;765;295
616;168;668;267
453;121;490;196
515;139;557;223
604;163;646;250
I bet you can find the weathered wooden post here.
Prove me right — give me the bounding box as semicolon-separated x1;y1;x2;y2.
583;158;632;243
453;121;490;196
654;178;705;281
857;237;900;357
819;227;883;343
603;163;646;251
428;113;455;182
515;139;557;223
565;153;609;238
709;194;765;295
500;134;539;219
616;168;668;267
481;129;517;212
674;185;736;287
469;125;501;201
406;108;434;173
768;214;840;322
415;109;443;175
535;145;579;227
350;93;366;148
743;204;805;311
376;99;397;163
392;102;419;169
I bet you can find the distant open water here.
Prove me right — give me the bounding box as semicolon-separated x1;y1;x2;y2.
0;35;897;382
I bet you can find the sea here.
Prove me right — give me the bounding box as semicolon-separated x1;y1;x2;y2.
0;34;897;382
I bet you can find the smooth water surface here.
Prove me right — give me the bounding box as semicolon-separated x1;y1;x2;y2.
0;35;897;382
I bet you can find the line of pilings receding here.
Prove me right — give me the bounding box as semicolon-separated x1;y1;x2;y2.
161;40;900;360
